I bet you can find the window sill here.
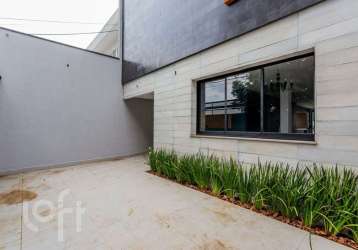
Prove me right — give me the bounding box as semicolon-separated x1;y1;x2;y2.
191;134;317;145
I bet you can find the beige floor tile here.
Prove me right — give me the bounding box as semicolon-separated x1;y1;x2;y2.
0;155;352;250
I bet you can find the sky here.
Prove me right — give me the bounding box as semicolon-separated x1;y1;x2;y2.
0;0;118;49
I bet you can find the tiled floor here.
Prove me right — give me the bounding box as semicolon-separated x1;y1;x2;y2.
0;155;351;250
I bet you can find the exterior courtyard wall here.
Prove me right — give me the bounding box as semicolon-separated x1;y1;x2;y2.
0;28;153;174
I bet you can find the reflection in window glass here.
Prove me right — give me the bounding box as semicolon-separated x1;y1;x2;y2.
197;54;315;140
203;79;225;131
226;70;261;132
263;56;314;134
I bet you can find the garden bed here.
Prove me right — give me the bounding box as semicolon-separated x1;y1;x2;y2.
148;149;358;249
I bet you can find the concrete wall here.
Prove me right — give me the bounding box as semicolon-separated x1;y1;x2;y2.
124;0;358;167
0;28;153;174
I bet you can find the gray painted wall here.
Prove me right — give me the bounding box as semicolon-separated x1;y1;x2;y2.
0;28;153;174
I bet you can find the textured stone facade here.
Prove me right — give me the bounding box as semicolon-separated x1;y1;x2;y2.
124;0;358;167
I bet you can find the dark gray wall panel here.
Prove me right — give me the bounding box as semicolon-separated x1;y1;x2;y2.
123;0;325;83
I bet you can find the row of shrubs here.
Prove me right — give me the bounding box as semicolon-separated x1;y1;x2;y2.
148;148;358;243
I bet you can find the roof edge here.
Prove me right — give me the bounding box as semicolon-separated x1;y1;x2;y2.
0;26;120;60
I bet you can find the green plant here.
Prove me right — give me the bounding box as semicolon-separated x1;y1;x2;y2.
148;148;177;179
221;159;240;199
267;164;307;219
148;149;358;244
209;157;223;195
148;148;158;172
173;154;193;184
189;154;211;190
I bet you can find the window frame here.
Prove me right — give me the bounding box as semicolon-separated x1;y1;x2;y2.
196;52;315;142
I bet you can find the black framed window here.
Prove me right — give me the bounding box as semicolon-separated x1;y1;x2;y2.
197;53;315;141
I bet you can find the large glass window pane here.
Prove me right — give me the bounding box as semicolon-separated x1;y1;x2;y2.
263;56;315;134
226;70;261;132
201;79;225;131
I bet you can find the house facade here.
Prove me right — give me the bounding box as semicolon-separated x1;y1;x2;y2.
87;9;119;57
122;0;358;167
1;0;358;174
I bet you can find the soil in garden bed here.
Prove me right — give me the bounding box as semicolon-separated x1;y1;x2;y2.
148;170;358;250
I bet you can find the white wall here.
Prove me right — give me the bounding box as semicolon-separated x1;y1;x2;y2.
123;0;358;167
0;28;153;174
87;9;119;57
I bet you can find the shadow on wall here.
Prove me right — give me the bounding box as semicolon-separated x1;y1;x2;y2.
123;60;145;84
125;98;154;149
